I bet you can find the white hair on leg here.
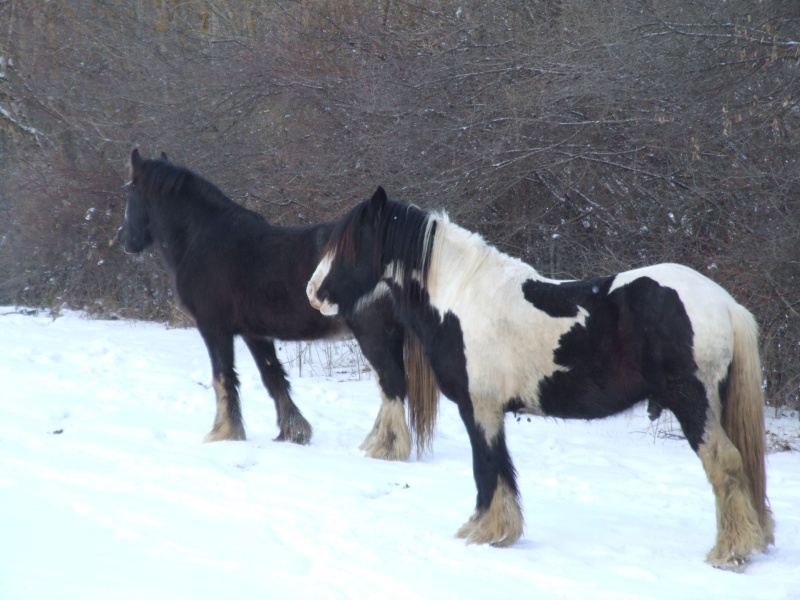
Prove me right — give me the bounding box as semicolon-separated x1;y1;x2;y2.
360;394;412;461
204;375;246;442
456;478;524;548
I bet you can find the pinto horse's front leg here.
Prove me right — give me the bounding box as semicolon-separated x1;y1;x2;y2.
456;400;524;547
199;329;246;442
359;395;411;460
347;302;412;461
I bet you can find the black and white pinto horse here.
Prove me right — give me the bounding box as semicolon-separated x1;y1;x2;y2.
116;151;437;459
307;187;775;569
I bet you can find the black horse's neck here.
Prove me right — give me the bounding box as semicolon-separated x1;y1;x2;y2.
141;161;243;270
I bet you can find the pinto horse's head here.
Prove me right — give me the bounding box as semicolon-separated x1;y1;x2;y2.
115;149;167;254
307;186;389;317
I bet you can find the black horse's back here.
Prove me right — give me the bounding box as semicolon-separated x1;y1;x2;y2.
173;208;340;340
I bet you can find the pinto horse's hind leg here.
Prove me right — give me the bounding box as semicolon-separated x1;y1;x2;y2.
347;301;412;461
199;329;246;442
455;401;523;547
243;336;312;445
667;378;765;571
697;423;766;571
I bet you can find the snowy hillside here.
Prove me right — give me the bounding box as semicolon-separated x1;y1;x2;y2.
1;308;798;599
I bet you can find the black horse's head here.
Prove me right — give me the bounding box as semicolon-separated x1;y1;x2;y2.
115;149;168;254
307;186;388;317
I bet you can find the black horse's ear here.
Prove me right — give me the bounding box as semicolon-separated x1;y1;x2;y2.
160;152;168;161
131;148;143;170
130;148;144;179
368;186;387;215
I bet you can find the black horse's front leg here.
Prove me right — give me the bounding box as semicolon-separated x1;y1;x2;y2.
455;399;523;547
243;335;312;445
199;328;246;442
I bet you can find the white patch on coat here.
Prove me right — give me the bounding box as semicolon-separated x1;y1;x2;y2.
423;215;587;430
354;281;391;314
307;253;337;314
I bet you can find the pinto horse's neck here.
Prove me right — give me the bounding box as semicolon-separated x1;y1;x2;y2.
414;216;543;311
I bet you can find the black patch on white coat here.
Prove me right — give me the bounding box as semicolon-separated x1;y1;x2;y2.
530;276;709;450
388;281;469;404
389;280;518;509
522;276;614;318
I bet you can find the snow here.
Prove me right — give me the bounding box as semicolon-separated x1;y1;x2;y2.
1;307;799;600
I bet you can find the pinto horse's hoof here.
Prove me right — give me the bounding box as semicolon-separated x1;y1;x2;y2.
359;420;412;461
708;555;748;573
706;550;750;573
360;434;412;461
455;480;524;548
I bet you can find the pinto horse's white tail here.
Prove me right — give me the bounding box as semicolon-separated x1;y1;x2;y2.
724;304;774;543
404;331;440;457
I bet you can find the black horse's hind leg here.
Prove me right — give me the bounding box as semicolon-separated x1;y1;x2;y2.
455;399;523;547
199;328;246;442
347;299;411;460
242;335;312;445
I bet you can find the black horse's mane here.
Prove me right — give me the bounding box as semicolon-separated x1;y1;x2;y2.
327;191;436;297
137;156;241;215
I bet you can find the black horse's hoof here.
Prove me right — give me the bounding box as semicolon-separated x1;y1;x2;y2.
274;423;313;445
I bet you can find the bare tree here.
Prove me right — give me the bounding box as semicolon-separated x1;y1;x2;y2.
1;0;798;408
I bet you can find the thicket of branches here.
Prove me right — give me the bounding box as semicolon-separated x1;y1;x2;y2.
1;0;798;408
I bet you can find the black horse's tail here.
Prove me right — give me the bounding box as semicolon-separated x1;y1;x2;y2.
404;331;439;457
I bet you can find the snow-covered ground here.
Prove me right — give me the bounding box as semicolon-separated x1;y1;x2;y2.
1;307;798;600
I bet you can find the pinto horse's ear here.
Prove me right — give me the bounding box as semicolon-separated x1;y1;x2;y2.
160;152;169;161
368;186;388;216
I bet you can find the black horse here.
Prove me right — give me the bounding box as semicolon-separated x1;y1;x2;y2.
116;150;436;459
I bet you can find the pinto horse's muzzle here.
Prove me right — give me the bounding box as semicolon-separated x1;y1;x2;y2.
306;280;322;310
306;259;339;317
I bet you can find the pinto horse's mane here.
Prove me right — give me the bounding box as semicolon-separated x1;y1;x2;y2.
326;192;438;299
135;156;238;215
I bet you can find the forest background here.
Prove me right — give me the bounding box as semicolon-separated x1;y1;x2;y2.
1;0;798;410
